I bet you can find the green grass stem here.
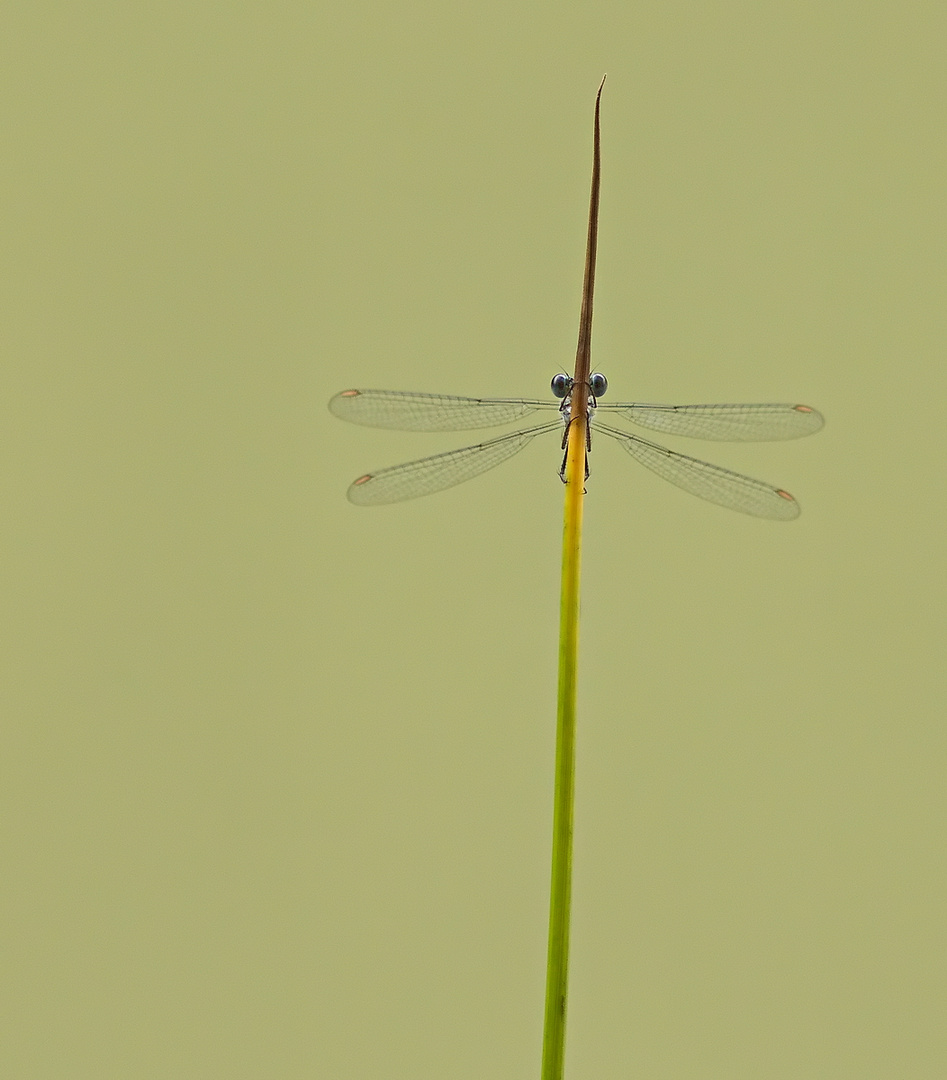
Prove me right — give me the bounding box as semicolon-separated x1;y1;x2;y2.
541;414;587;1080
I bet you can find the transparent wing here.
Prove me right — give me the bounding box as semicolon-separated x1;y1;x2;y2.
597;401;824;441
596;422;802;520
329;388;558;431
346;422;561;505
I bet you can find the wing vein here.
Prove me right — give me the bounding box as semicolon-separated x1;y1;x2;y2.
595;422;801;519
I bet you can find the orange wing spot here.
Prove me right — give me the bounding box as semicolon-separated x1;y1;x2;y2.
340;389;360;398
793;404;813;413
775;489;796;501
353;474;373;487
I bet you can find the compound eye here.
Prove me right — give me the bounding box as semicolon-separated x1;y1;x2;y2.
589;372;608;398
551;373;572;398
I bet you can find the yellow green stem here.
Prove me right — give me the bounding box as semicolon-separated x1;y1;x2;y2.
540;75;603;1080
541;414;587;1080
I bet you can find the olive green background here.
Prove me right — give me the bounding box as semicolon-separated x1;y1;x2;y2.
3;2;944;1077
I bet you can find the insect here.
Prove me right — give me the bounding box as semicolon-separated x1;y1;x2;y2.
328;375;823;518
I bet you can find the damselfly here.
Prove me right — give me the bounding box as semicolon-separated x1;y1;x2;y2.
329;374;823;518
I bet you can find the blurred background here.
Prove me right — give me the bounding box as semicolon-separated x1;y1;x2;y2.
3;2;945;1076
